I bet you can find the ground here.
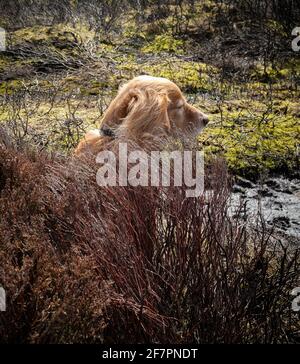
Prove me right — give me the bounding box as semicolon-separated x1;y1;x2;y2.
0;1;300;344
0;2;299;179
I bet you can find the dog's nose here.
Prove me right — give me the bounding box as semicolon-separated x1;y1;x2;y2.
202;116;209;125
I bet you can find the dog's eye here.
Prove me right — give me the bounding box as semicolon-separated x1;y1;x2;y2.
175;104;184;109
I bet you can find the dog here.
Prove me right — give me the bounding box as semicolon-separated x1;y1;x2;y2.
75;75;209;155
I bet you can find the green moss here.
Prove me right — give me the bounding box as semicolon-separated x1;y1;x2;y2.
250;60;300;84
0;80;23;95
144;60;218;92
122;24;148;48
12;23;95;46
267;19;287;37
142;34;184;54
200;113;300;177
251;65;282;83
0;56;11;72
98;42;117;53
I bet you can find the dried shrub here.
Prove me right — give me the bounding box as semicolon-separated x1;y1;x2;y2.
0;133;299;343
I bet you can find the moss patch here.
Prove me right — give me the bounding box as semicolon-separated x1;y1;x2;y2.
200;111;299;178
142;34;184;54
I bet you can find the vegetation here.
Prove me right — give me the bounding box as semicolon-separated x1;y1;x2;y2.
0;0;299;343
0;0;299;178
0;137;299;343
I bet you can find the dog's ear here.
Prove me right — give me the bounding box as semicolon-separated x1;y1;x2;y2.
119;88;171;137
100;86;171;137
100;86;133;129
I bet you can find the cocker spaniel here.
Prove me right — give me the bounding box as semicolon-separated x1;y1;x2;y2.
75;75;209;155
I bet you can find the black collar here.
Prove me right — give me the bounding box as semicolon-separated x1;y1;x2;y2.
100;126;116;138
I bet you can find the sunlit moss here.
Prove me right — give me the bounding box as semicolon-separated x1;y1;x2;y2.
200;113;300;177
0;56;10;72
12;23;95;46
250;60;300;84
144;60;218;92
142;34;184;54
0;80;23;95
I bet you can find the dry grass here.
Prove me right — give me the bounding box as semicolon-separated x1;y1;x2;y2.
0;130;299;343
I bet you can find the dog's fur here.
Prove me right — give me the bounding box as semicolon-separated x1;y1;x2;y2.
75;75;209;155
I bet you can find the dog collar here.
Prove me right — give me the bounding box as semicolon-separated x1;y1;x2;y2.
100;126;116;138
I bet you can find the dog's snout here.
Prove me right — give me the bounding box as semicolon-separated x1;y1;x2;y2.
198;111;209;126
202;116;209;126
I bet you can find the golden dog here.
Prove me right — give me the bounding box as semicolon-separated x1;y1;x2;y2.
75;75;209;155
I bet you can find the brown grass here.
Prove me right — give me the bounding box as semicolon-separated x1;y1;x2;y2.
0;130;299;343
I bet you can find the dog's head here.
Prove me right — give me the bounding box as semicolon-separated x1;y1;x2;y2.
100;75;209;139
